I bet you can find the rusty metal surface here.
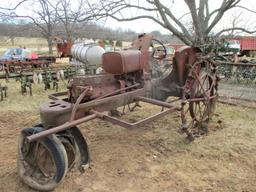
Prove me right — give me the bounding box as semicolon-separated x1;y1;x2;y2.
69;87;92;122
96;83;140;100
97;107;177;129
40;88;146;128
102;50;142;75
48;91;68;100
136;96;181;110
69;74;119;102
28;113;97;142
150;46;201;101
54;37;72;57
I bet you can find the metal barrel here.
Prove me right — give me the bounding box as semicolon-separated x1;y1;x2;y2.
71;43;105;67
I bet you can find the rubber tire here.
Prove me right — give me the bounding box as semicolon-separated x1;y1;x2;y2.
17;127;68;191
33;124;90;170
58;136;78;169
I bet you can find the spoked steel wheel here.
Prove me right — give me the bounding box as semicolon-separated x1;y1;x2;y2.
17;127;68;191
181;63;218;140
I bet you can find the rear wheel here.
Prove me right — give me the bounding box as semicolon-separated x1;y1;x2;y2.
189;71;216;134
17;127;68;191
181;62;218;140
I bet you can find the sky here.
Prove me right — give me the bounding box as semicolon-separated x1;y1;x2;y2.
102;0;256;35
2;0;256;35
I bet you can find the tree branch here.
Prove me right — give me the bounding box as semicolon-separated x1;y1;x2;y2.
206;0;241;34
215;27;256;37
236;5;256;14
0;0;27;11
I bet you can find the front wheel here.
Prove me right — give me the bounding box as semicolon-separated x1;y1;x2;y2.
17;127;68;191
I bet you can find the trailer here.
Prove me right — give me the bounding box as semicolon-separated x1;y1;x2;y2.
225;36;256;56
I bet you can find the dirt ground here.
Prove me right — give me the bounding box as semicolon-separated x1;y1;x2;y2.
0;80;256;192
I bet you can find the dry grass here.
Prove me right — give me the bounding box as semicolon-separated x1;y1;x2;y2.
0;79;68;111
0;80;255;192
219;82;256;100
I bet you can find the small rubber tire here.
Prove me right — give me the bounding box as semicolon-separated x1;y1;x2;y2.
17;127;68;191
32;124;90;170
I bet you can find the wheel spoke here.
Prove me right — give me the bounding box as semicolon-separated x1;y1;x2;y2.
198;102;202;119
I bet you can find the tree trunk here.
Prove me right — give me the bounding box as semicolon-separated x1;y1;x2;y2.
47;38;53;55
11;37;15;46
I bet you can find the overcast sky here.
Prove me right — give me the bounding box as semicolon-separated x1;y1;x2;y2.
2;0;256;35
103;0;256;34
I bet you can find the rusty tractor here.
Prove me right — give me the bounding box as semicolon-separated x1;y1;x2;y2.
17;34;219;191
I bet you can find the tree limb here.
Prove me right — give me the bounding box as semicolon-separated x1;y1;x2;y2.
215;27;256;37
0;0;27;11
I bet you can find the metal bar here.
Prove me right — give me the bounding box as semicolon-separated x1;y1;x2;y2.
48;91;68;100
167;98;180;104
27;113;97;142
70;87;90;121
219;62;256;67
95;107;177;129
218;99;256;109
136;96;181;110
96;83;140;100
78;88;145;110
99;114;134;129
187;95;217;102
219;95;256;103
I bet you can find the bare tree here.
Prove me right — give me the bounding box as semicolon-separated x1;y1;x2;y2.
0;1;31;46
83;0;256;45
0;0;27;21
0;0;27;12
54;0;90;41
30;0;58;54
5;0;58;55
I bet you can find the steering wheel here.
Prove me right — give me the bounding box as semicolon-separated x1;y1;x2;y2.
151;38;167;60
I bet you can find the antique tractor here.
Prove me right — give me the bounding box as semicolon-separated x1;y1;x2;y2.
17;34;219;191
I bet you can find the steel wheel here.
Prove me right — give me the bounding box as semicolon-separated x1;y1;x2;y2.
17;127;68;191
181;63;218;140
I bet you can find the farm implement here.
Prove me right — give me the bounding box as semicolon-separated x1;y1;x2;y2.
17;34;219;191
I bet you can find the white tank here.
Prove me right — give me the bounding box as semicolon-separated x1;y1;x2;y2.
71;43;105;67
